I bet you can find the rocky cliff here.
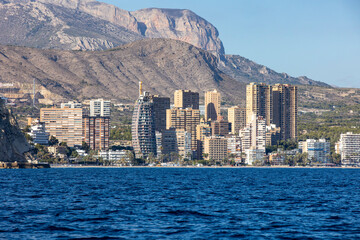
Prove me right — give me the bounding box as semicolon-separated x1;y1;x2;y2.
0;39;246;104
0;99;31;162
0;0;223;55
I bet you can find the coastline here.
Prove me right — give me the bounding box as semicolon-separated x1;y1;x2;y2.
49;164;360;169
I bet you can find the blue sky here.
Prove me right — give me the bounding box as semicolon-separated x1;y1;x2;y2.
99;0;360;88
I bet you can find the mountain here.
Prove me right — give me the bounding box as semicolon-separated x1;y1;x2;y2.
0;99;31;162
0;0;329;87
0;39;246;104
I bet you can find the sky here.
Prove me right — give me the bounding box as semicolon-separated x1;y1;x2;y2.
99;0;360;88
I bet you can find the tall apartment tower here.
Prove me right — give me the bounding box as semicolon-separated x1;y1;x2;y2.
246;83;272;125
90;99;111;117
166;107;200;150
40;106;83;147
205;89;221;121
82;116;110;150
174;90;199;109
272;84;298;140
228;106;246;135
240;114;266;165
132;90;157;159
196;120;212;159
150;95;170;133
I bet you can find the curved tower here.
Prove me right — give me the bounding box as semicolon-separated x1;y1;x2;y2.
132;88;156;159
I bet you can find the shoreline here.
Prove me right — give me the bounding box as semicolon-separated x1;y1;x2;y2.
49;164;360;169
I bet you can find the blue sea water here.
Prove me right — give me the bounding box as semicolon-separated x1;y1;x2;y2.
1;168;360;239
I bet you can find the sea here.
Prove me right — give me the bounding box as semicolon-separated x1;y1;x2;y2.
1;168;360;239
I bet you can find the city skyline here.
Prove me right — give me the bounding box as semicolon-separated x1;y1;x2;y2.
100;0;360;88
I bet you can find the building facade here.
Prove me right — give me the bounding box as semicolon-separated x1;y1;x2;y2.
150;95;170;133
300;139;330;163
162;129;192;159
205;89;221;121
131;92;157;159
90;99;111;117
211;117;229;136
40;107;83;147
272;84;298;140
228;106;246;135
174;90;199;109
166;107;200;150
246;83;272;125
82;116;110;150
336;132;360;165
29;121;49;145
204;136;228;162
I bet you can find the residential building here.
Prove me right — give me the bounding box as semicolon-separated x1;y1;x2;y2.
99;150;131;162
174;90;199;109
90;99;111;117
40;107;83;147
196;120;212;159
29;120;49;145
61;101;82;109
227;135;242;163
211;117;229;136
132;91;157;159
82;116;110;150
205;89;221;121
246;83;272;125
204;136;228;162
166;107;200;150
240;114;266;165
336;132;360;165
266;124;281;146
272;84;298;140
150;95;170;133
228;106;246;134
162;129;192;159
300;139;330;163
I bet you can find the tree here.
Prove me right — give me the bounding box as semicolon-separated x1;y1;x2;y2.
49;136;59;146
82;141;90;153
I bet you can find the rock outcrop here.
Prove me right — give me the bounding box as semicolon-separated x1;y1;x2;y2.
0;99;31;162
0;0;224;55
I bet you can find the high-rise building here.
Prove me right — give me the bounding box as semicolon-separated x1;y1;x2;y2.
272;84;298;140
162;128;192;159
205;89;221;121
196;121;212;159
132;91;157;159
211;117;229;136
90;99;111;117
336;132;360;165
204;136;228;162
174;90;199;109
240;114;266;165
150;95;170;133
40;107;83;147
61;101;82;109
299;139;330;163
166;107;200;150
228;106;246;135
246;83;272;125
82;116;110;150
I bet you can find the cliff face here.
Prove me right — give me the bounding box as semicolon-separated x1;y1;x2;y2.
0;0;224;54
0;99;31;162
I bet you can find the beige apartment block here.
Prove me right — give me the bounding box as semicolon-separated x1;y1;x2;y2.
246;83;272;125
204;136;228;162
166;107;200;150
205;89;221;121
40;107;83;147
228;106;246;135
174;90;199;109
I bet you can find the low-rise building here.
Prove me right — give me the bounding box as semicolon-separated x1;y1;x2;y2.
99;150;131;162
29;121;49;145
300;139;330;163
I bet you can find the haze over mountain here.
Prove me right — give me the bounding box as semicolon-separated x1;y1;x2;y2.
0;0;329;101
